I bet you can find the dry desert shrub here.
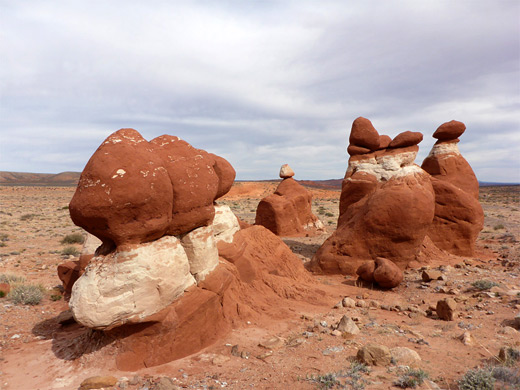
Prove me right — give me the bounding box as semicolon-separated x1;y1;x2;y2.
60;233;85;244
61;246;80;257
0;273;26;284
8;284;45;305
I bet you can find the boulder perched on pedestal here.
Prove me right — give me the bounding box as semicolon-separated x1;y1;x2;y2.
310;118;435;275
421;121;484;255
255;164;324;236
59;129;319;370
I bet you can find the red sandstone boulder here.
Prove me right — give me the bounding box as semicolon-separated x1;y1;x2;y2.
347;145;371;156
422;138;479;199
378;135;392;149
356;260;376;283
311;118;435;274
69;129;173;247
150;135;222;235
373;257;403;288
388;131;423;148
349;117;380;151
356;257;403;288
433;120;465;140
255;173;323;236
426;178;484;256
421;121;483;256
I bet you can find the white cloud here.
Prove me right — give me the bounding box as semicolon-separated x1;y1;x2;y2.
0;0;519;182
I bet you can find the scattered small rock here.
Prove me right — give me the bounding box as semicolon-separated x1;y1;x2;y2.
422;269;443;282
458;331;474;345
437;298;457;321
357;344;392;366
258;336;285;350
342;297;356;308
390;347;421;366
79;376;118;390
335;315;360;336
154;377;179;390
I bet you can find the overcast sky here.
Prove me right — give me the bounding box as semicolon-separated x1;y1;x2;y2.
1;1;519;182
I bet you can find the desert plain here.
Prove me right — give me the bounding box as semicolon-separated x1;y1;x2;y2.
0;182;519;390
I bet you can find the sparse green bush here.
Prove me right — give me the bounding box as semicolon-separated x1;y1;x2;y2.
472;280;498;291
8;284;45;305
307;362;370;389
60;233;84;245
50;294;62;301
0;233;8;247
61;246;80;257
394;368;428;388
0;273;26;284
494;224;505;230
458;368;495;390
325;212;334;217
0;291;5;298
20;213;37;221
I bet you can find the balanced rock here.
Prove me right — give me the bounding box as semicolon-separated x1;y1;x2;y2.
311;118;434;274
432;120;466;140
69;129;173;247
69;129;236;247
422;122;483;256
349;117;381;151
388;131;423;148
255;168;323;236
279;164;295;178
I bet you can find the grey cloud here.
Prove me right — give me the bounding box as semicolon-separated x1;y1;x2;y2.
0;1;518;182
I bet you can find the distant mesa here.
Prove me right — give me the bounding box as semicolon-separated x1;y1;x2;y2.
0;171;80;186
255;164;325;236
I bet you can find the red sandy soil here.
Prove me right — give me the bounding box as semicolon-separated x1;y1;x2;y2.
0;184;519;390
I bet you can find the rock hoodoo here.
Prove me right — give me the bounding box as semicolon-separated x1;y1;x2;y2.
422;120;484;256
310;117;435;275
255;164;324;236
59;129;317;369
311;117;483;276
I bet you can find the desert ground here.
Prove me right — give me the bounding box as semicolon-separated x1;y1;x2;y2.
0;182;519;390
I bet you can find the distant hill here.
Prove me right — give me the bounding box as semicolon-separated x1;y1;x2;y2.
0;171;80;186
1;171;516;188
297;179;342;190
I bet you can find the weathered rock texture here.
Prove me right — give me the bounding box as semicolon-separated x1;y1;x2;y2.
255;166;324;236
422;121;484;256
311;117;483;275
311;118;435;275
108;226;314;370
356;257;403;289
60;129;319;370
69;129;235;248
